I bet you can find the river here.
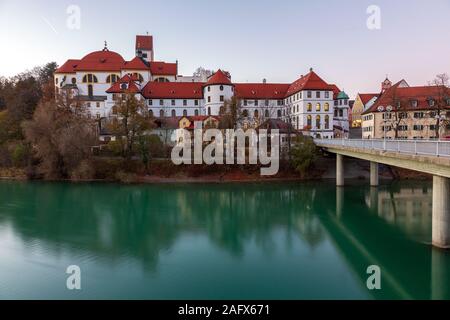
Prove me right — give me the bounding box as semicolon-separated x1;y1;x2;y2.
0;180;448;299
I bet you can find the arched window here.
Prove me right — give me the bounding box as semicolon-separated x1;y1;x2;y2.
82;74;98;83
195;109;199;116
265;109;269;118
325;115;329;129
183;109;187;116
71;77;76;84
106;74;120;83
207;107;211;115
277;110;282;118
316;103;321;112
155;77;170;83
132;73;144;82
254;110;259;118
207;86;211;92
307;115;312;127
88;84;93;97
243;109;248;117
307;103;312;112
219;106;225;114
296;117;299;129
316;115;321;128
171;109;176;117
220;85;224;91
324;103;329;112
149;109;153;117
159;109;164;117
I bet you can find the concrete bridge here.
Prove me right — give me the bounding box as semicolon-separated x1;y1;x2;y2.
315;139;450;249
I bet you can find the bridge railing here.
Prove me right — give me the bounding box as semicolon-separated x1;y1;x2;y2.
314;139;450;158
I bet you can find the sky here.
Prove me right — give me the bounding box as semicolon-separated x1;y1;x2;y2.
0;0;449;98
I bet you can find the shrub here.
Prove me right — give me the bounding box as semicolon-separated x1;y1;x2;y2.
290;135;317;177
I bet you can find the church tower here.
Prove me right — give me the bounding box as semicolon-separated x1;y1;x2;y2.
381;76;392;93
135;35;154;63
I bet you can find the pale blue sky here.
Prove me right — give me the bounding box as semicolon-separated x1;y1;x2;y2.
1;0;449;97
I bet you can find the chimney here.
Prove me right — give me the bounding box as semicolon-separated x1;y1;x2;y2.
263;78;267;84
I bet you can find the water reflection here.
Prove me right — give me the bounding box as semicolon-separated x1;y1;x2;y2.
0;180;448;299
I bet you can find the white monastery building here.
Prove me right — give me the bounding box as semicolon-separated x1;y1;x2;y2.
54;35;350;139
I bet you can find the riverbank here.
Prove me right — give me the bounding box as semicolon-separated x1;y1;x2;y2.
0;156;431;184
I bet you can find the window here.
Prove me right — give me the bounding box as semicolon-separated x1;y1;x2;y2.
220;85;224;91
132;73;144;82
413;125;424;131
220;95;224;102
429;99;435;107
195;109;199;116
106;74;120;83
243;109;248;117
339;109;343;117
82;74;98;83
265;100;269;107
148;99;153;106
71;78;76;84
325;115;329;129
278;100;283;106
254;100;258;106
307;91;312;98
55;78;59;85
399;112;407;119
88;85;93;97
160;109;164;117
244;100;248;106
183;109;187;116
414;112;424;119
307;115;312;127
208;96;211;103
96;102;100;108
316;115;321;129
277;110;281;118
254;110;259;118
411;100;418;108
171;109;176;117
307;103;312;112
171;100;175;106
160;100;164;106
325;91;329;99
219;106;225;114
208;107;211;115
265;110;269;118
208;86;211;92
96;113;100;119
316;91;320;98
195;100;199;106
324;103;329;112
316;103;321;112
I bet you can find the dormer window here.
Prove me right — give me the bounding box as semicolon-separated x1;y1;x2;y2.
120;83;129;90
325;91;329;99
429;99;435;107
307;91;312;98
411;100;418;108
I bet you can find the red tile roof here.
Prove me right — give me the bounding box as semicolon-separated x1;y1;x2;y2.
328;84;341;100
286;71;331;97
136;35;153;50
55;59;81;74
142;82;204;99
359;93;379;105
150;61;177;76
75;50;125;72
363;83;450;114
205;69;232;86
234;83;289;99
122;57;149;70
106;74;141;94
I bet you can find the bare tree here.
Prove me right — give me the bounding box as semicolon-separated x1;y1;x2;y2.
429;73;450;139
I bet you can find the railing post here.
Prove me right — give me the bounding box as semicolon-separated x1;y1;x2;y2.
437;142;439;157
397;140;400;152
414;141;417;155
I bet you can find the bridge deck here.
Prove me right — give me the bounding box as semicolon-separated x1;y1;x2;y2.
315;139;450;178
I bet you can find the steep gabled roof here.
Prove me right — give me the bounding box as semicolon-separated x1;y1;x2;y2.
106;74;141;94
142;82;204;99
150;61;177;76
286;71;331;97
234;83;290;99
122;57;149;70
362;81;450;114
359;93;379;105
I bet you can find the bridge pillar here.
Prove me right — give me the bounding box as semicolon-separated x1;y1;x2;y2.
336;154;344;187
432;176;450;249
370;162;379;187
